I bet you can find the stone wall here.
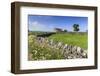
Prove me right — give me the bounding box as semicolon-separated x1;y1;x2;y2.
35;37;87;59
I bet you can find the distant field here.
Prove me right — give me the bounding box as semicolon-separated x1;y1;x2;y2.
48;32;87;49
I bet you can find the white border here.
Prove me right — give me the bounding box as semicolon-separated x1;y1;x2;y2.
20;7;95;70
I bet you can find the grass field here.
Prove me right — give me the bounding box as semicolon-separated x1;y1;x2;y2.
28;32;88;60
48;32;87;49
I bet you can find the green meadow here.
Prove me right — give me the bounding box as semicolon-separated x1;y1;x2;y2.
28;32;88;60
48;32;88;49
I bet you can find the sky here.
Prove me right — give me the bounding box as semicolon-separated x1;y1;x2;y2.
28;15;88;32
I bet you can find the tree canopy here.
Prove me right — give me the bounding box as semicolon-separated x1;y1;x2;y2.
73;24;80;32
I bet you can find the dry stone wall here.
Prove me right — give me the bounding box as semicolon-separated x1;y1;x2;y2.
35;37;87;59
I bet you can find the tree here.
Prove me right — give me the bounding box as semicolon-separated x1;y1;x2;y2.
73;24;80;32
64;29;67;32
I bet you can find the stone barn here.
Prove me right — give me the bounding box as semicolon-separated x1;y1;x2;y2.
54;28;63;32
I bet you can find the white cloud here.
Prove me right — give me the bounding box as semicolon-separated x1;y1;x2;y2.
29;21;75;32
29;21;54;32
32;21;38;25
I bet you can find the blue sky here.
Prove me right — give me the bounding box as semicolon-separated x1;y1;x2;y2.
28;15;88;32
